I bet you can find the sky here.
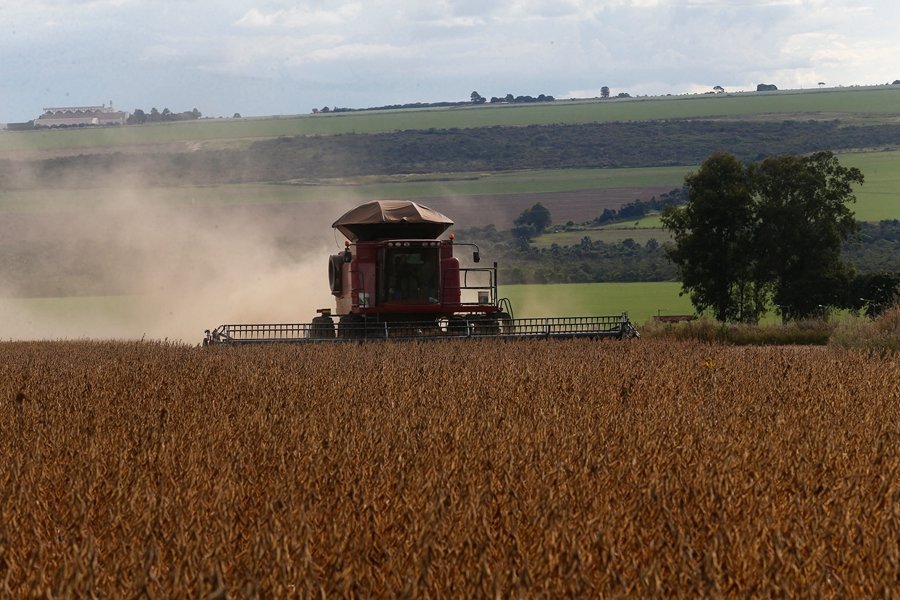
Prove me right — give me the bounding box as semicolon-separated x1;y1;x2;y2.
1;0;898;123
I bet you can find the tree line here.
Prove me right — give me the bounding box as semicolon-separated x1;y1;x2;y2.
314;91;555;114
127;107;202;124
593;188;689;225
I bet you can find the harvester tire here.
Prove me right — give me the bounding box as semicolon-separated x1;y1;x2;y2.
474;315;500;336
310;315;336;339
495;312;512;335
447;316;469;336
338;315;365;340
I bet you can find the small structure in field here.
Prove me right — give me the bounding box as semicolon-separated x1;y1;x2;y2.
34;103;128;128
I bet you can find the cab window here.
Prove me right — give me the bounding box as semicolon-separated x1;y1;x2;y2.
379;247;440;304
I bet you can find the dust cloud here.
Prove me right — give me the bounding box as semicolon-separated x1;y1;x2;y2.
0;180;360;343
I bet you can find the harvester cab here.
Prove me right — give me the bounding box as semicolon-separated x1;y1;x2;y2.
324;200;505;338
203;200;638;344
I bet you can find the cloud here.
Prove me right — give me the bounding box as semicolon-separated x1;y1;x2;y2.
1;0;899;122
235;3;363;29
297;43;409;64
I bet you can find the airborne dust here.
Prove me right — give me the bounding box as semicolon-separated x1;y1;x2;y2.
0;173;360;343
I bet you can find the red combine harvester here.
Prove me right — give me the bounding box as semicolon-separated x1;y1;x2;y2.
204;200;638;344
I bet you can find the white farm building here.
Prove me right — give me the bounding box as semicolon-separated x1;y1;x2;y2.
34;104;128;128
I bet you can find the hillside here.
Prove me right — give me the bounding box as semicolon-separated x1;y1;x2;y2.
3;119;900;191
3;85;899;152
0;86;898;305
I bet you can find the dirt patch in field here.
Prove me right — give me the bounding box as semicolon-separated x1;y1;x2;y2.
416;186;673;229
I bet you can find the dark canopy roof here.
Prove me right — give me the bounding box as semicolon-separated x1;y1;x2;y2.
332;200;454;241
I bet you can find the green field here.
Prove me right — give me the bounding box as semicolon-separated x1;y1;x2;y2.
3;148;893;224
500;282;694;323
3;86;899;152
837;150;900;221
530;149;900;248
497;282;815;325
0;166;691;213
0;295;153;341
534;223;670;248
1;284;693;340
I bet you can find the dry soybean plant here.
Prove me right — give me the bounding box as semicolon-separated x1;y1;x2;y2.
0;339;898;597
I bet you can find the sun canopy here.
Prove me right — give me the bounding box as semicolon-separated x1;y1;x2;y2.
332;200;454;241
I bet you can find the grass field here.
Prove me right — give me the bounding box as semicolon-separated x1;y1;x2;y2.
1;284;688;342
4;148;893;219
502;282;835;325
501;282;695;323
0;166;691;213
530;149;900;247
532;224;670;248
4;279;827;342
837;149;900;221
5;149;889;223
3;86;899;151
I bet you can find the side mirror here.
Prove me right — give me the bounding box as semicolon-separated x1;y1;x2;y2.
473;250;480;263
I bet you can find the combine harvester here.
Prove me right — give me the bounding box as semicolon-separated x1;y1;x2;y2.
204;201;638;345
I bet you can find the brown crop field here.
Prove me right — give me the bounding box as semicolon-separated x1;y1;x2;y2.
1;339;898;597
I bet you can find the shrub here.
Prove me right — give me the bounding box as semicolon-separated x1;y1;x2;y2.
830;303;900;353
640;317;834;345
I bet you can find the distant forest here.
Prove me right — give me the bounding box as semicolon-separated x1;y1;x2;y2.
3;120;900;189
314;91;556;114
127;107;202;124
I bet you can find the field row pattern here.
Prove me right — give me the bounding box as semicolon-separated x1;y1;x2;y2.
1;340;898;597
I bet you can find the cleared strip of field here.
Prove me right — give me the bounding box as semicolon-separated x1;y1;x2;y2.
1;285;686;341
501;281;694;323
533;225;670;248
3;86;898;151
837;150;900;221
499;282;808;325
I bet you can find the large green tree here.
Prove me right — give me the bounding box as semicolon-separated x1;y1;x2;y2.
661;152;765;322
751;151;863;320
662;151;863;322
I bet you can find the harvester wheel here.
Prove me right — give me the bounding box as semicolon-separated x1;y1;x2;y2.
447;316;469;336
310;315;336;339
338;315;365;339
474;315;500;336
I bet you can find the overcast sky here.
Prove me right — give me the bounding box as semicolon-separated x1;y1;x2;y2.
1;0;898;122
